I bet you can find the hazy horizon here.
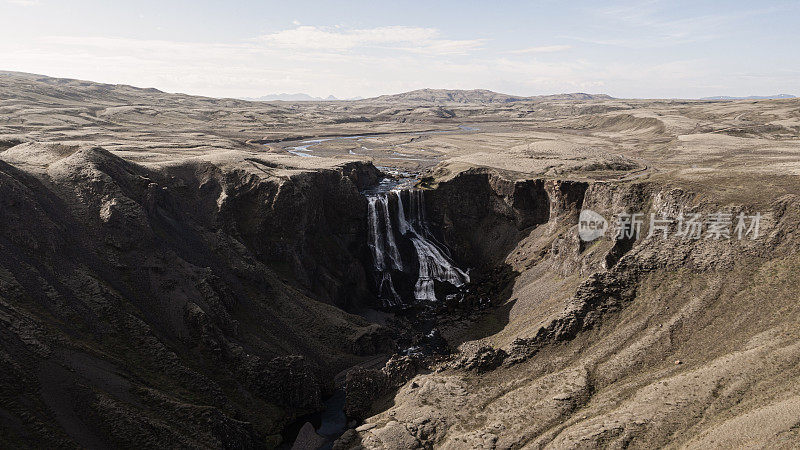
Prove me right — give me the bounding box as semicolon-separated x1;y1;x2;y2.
3;69;795;101
1;0;798;99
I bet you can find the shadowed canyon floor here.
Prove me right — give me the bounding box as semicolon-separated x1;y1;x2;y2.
2;71;800;448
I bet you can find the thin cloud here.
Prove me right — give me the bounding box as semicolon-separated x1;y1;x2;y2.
5;32;593;98
577;2;786;48
6;12;795;100
506;45;571;54
256;25;484;55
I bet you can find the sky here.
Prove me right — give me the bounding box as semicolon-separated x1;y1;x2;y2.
1;0;798;99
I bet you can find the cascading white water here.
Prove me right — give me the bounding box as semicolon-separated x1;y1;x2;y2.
395;190;469;301
367;197;385;270
405;189;454;258
366;188;469;305
367;195;402;306
379;196;403;271
378;272;401;307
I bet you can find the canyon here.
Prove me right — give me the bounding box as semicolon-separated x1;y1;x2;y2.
2;71;800;448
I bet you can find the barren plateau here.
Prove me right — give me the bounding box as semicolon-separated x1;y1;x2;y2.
2;71;800;449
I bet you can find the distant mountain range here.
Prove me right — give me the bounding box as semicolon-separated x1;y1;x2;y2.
241;89;612;103
240;89;797;104
242;93;363;101
364;89;613;104
701;94;796;100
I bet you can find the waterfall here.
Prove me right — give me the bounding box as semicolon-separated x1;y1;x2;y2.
366;188;469;306
379;196;403;270
395;190;469;301
367;196;401;306
367;197;385;270
378;272;401;307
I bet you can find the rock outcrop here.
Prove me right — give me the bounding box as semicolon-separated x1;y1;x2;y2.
344;355;424;421
339;169;800;449
0;142;388;447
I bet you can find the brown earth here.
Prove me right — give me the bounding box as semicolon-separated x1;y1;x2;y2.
2;71;800;448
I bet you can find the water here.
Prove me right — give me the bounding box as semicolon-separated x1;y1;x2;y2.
366;195;403;305
282;389;346;450
365;187;469;306
316;390;347;439
361;168;416;194
395;190;469;301
284;175;472;447
287;137;364;157
282;125;478;158
287;142;318;157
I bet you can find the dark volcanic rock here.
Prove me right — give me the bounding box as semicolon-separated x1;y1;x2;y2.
351;325;396;355
344;355;423;421
424;169;554;268
0;142;388;448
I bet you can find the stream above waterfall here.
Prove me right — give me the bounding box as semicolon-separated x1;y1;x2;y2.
281;125;479;166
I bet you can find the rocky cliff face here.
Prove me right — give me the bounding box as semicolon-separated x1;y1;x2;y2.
0;143;388;448
340;170;595;425
163;158;380;309
337;169;800;449
423;169;587;269
4;141;800;449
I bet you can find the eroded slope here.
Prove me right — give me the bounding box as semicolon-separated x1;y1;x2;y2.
339;171;800;449
0;142;390;447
